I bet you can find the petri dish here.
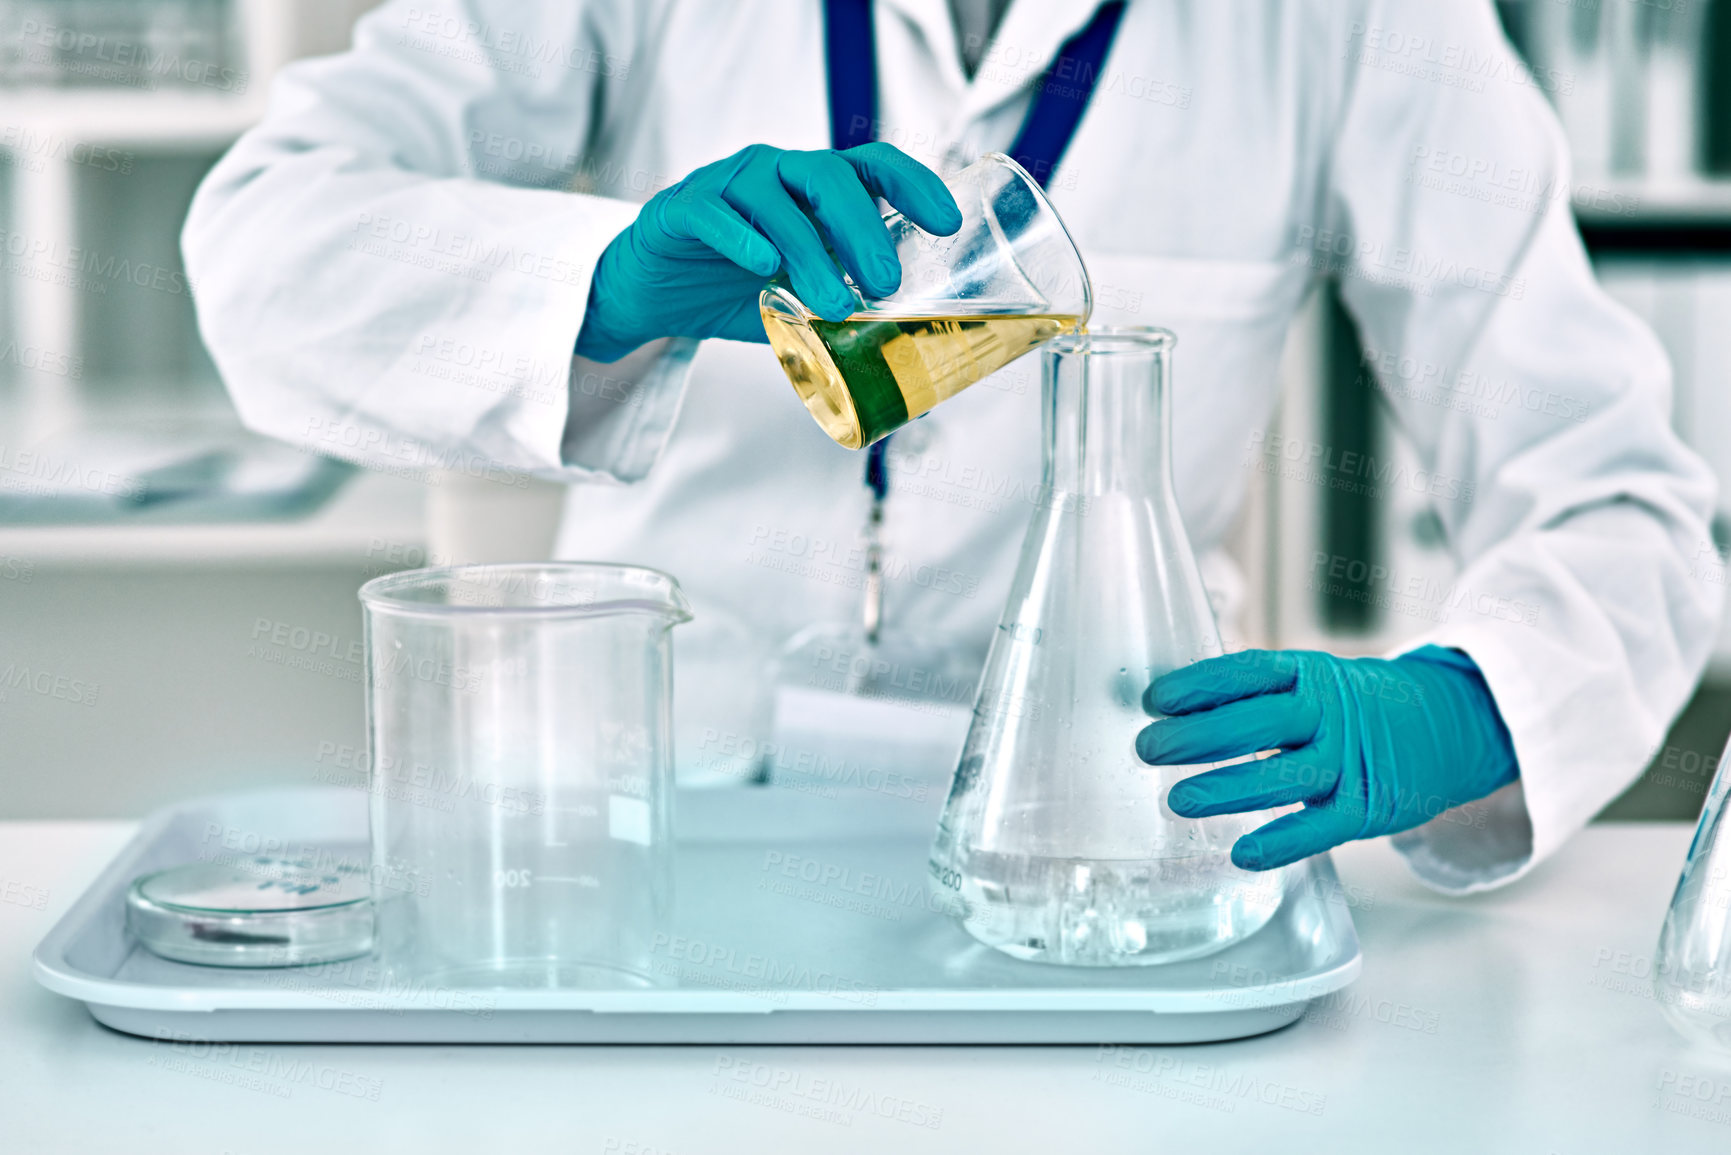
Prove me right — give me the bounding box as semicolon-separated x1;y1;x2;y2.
126;855;374;968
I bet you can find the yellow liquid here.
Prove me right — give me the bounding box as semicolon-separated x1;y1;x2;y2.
762;307;1082;449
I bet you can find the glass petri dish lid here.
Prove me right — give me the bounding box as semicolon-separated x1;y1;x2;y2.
126;855;374;968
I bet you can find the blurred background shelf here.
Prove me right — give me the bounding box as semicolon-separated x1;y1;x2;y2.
3;90;265;147
0;468;426;565
1577;178;1731;252
1577;177;1731;223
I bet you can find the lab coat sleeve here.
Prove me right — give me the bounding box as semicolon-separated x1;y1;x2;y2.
182;0;696;484
1322;0;1721;892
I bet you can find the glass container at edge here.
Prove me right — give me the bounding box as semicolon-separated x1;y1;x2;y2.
1655;738;1731;1050
928;327;1291;967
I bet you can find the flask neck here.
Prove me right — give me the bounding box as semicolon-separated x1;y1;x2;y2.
1043;337;1174;498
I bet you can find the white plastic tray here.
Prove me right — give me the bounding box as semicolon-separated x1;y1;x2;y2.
34;785;1360;1044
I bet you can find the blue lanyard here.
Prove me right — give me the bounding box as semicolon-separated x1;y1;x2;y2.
823;0;1126;498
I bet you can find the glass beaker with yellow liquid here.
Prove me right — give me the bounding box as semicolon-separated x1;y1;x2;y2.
761;153;1092;450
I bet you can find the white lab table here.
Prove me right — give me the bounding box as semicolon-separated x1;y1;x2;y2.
2;819;1728;1154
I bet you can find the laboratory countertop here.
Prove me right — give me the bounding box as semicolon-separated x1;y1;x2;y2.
2;820;1728;1154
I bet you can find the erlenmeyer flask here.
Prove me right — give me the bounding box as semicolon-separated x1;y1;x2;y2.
1655;739;1731;1049
928;327;1288;967
761;153;1091;449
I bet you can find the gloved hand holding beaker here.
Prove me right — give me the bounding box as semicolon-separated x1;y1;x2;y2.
1136;646;1521;871
575;143;962;362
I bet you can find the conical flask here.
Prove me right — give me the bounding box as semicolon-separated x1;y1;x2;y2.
1655;738;1731;1049
928;327;1288;966
761;153;1091;449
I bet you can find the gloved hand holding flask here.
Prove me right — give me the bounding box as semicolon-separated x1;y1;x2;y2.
1137;646;1521;871
576;143;962;362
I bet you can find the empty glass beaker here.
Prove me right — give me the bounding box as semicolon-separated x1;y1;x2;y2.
1655;738;1731;1050
761;152;1091;450
928;328;1288;967
361;563;691;989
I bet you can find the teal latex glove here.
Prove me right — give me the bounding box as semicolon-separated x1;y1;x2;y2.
1135;646;1519;871
575;143;963;362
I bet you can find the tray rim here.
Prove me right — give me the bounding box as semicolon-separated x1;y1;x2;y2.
33;787;1362;1019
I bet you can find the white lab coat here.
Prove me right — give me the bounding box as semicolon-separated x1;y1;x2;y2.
184;0;1720;893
